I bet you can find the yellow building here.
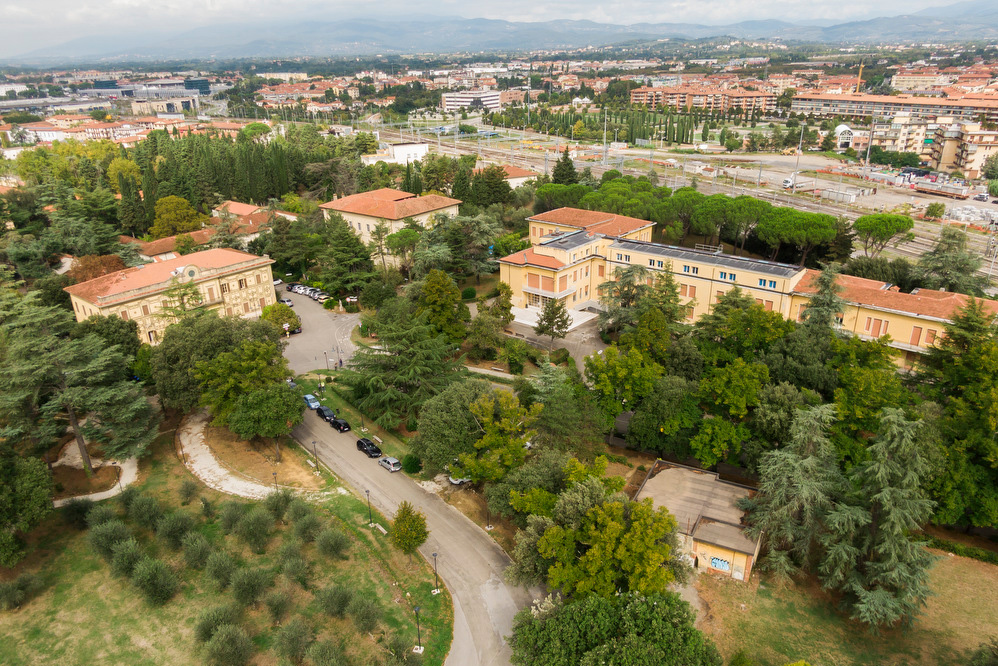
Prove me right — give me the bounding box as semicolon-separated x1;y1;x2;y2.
929;121;998;178
65;248;276;345
499;207;998;363
636;461;761;582
319;188;460;244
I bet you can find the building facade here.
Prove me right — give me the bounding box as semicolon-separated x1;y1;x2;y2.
64;249;276;345
440;90;502;112
319;188;460;244
790;92;998;122
630;86;776;114
928;121;998;179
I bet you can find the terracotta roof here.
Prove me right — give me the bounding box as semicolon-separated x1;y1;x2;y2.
137;228;216;257
794;269;998;321
319;188;460;220
65;248;272;306
473;164;538;179
215;200;262;216
530;207;653;237
498;247;565;269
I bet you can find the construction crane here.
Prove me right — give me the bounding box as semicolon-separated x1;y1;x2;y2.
855;60;865;94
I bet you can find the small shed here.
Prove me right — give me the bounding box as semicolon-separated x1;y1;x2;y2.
635;460;761;581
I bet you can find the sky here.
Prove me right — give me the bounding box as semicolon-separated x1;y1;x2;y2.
0;0;954;59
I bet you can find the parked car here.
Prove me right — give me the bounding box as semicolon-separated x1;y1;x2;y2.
279;297;293;306
286;379;298;390
304;394;320;410
290;325;302;334
330;418;351;432
379;457;402;473
973;192;989;202
357;438;382;458
273;278;283;286
316;406;336;421
286;282;300;292
316;295;330;304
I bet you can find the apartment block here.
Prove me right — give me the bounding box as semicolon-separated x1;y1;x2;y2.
630;86;776;114
64;249;276;345
928;121;998;178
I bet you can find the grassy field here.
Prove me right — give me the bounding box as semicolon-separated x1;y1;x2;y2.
0;421;452;666
697;550;998;666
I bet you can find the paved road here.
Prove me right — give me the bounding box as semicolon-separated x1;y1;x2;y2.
278;287;361;375
294;414;535;666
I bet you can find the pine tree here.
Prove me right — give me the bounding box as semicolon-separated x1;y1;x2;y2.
552;148;578;185
534;297;571;346
801;263;845;332
390;501;429;557
452;167;472;203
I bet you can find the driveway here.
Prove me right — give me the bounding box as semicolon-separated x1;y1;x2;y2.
278;288;361;375
294;414;536;666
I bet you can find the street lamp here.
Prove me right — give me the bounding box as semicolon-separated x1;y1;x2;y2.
432;552;440;594
312;440;318;465
323;351;329;370
413;606;424;654
272;472;277;490
366;489;373;526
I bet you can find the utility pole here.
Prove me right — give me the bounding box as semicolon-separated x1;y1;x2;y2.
791;124;804;188
602;107;608;166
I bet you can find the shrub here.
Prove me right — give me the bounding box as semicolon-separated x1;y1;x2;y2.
0;574;42;611
293;514;321;543
85;504;117;528
128;494;163;529
157;512;195;551
195;604;240;643
344;303;359;313
264;589;292;624
281;556;310;588
179;479;199;505
183;532;212;569
275;616;313;663
200;497;216;520
110;538;143;578
286;498;312;524
306;641;348;666
116;486;139;512
550;347;571;366
264;489;294;522
131;557;178;605
231;568;269;607
218;502;246;534
88;519;131;561
62;498;95;529
401;453;424;475
461;286;477;300
236;506;272;553
316;528;350;560
916;535;998;565
204;624;253;666
314;584;352;617
347;595;381;632
205;551;236;590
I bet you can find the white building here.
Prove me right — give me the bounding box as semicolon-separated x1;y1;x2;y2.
361;142;430;166
440;90;502;112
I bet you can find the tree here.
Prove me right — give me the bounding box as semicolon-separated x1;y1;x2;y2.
343;314;464;430
418;269;467;342
819;409;935;629
853;214;915;258
510;592;721;666
0;296;160;476
534;298;571;346
627;375;701;458
982;153;998;181
74;313;141;364
149;195;208;240
318;218;375;296
66;254;126;282
488;281;515;326
916;226;986;295
261;303;301;336
584;346;663;423
699;359;769;419
386;227;420;277
390;501;429;556
195;340;290;426
368;220;392;271
412;379;495;472
552;148;578;185
924;202;945;219
107;158;141;193
470;165;513;208
800;263;845;332
493;232;531;260
0;455;53;567
453;390;542;483
228;383;305;460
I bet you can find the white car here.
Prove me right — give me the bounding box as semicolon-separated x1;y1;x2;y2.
379;457;402;473
273;278;283;286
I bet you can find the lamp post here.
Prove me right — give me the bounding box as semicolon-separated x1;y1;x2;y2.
272;472;277;490
312;440;318;464
432;552;440;594
365;489;373;526
413;606;423;654
323;351;329;370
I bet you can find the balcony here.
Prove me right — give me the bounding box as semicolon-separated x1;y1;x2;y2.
523;284;576;300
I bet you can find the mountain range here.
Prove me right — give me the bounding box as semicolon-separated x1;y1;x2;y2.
8;0;998;64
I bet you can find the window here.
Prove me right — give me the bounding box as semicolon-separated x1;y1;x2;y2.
366;223;370;232
120;310;129;321
238;279;247;290
720;271;727;280
657;260;663;268
256;275;262;284
683;265;690;273
148;331;158;343
926;329;937;344
243;302;250;313
142;305;150;316
572;253;577;261
692;266;699;275
221;283;229;294
259;297;266;309
585;266;589;277
764;300;773;311
758;278;766;286
617;254;623;261
729;273;736;281
649;259;655;267
207;287;215;301
680;284;688;297
865;317;872;332
768;280;776;288
226;307;233;316
623;254;630;262
598;265;604;277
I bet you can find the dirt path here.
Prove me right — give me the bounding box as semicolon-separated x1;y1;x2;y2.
52;457;138;507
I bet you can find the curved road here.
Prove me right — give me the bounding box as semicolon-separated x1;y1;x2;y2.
282;289;536;666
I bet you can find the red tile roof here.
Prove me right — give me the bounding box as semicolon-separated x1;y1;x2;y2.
794;269;998;320
216;200;262;216
530;207;653;237
65;248;272;306
473;164;538;179
498;247;565;269
319;188;460;220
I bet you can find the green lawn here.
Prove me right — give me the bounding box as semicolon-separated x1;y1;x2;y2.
1;428;451;666
697;551;998;666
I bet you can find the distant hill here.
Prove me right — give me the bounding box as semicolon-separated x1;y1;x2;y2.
8;5;998;64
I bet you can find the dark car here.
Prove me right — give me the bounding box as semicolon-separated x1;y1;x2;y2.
316;406;336;422
330;418;351;432
286;282;300;291
290;325;302;334
356;437;382;457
